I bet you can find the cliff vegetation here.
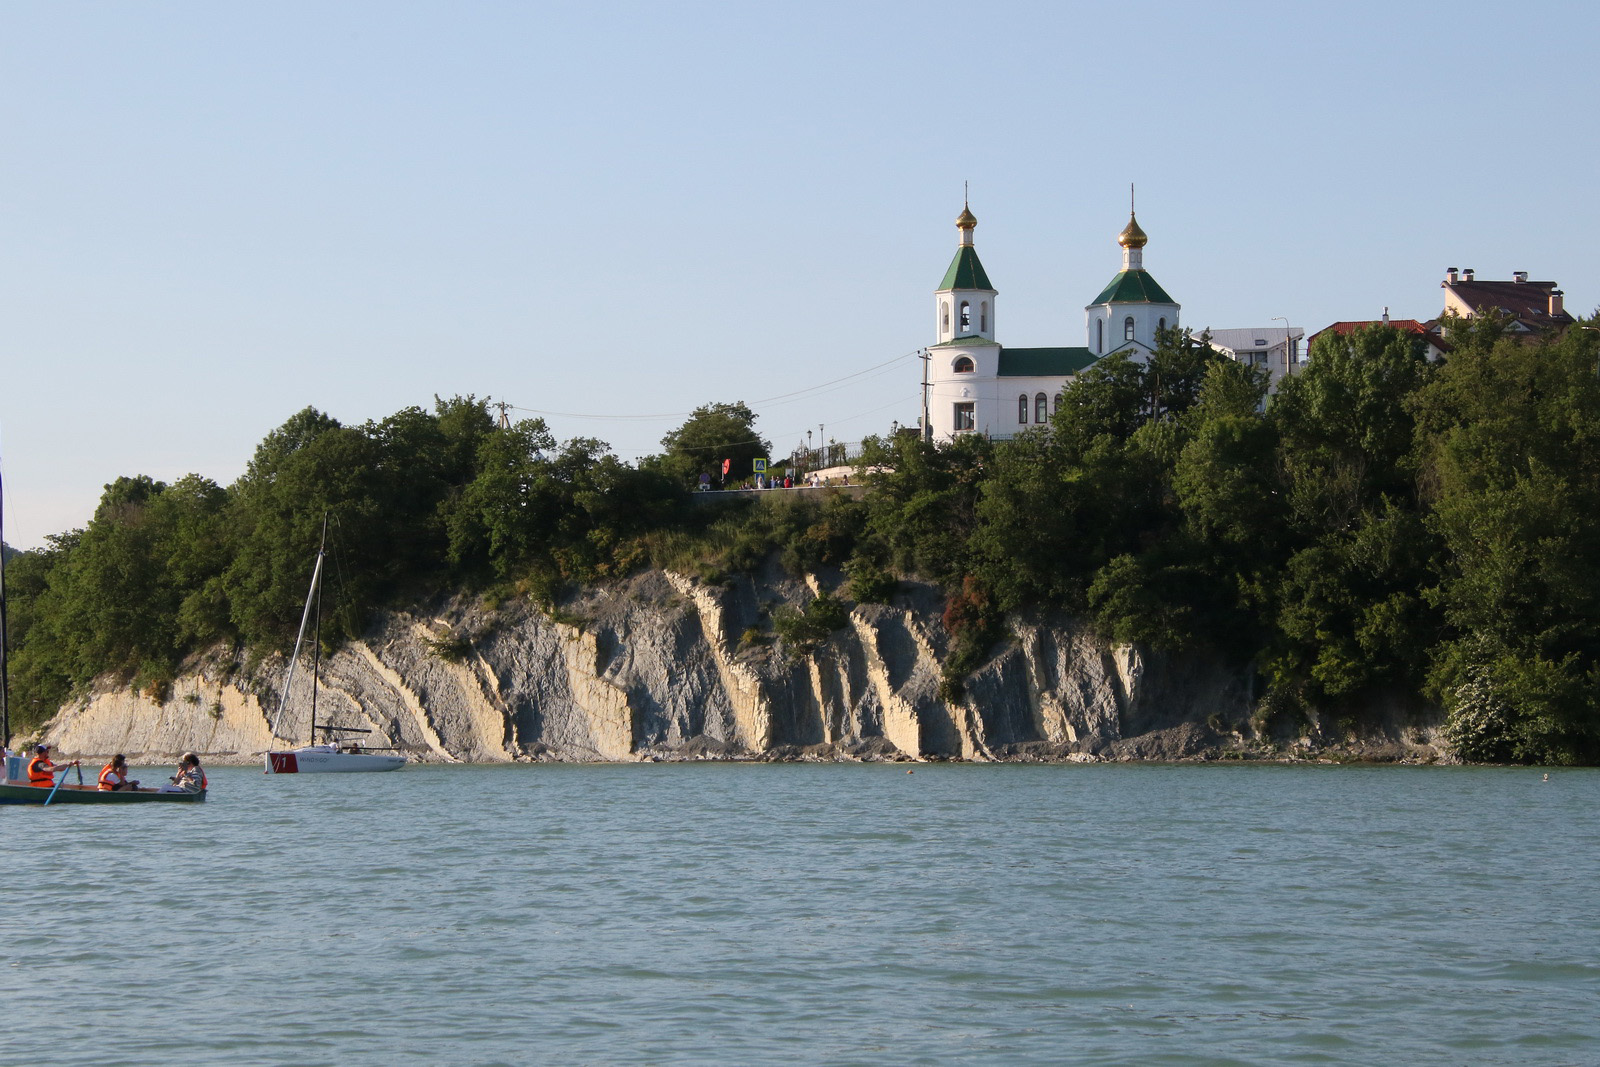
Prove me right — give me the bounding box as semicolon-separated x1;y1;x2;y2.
6;315;1600;763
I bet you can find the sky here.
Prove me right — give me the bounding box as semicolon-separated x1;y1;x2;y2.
2;0;1597;549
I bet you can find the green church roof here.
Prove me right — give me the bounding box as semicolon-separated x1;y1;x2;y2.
997;347;1097;377
938;246;994;292
1089;269;1175;306
929;336;1000;349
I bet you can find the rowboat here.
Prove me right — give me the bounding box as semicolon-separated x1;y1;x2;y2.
1;458;207;806
0;779;206;805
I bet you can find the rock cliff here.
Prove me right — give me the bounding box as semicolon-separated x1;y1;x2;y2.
36;567;1444;764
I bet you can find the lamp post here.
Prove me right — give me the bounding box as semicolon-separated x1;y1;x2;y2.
1272;316;1293;379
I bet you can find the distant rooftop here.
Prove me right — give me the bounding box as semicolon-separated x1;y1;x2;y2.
997;347;1096;377
1441;268;1573;331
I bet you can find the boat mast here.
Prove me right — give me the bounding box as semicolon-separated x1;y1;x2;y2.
267;515;328;740
309;515;325;742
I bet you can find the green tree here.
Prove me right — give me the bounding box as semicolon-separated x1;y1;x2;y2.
651;401;770;488
1412;325;1600;761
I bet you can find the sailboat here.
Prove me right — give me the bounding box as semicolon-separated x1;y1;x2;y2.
263;518;405;774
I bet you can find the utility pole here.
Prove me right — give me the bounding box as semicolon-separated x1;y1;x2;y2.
919;348;931;443
491;400;512;429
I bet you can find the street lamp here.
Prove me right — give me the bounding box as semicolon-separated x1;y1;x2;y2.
1272;315;1294;377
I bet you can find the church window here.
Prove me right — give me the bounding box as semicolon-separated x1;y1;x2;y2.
941;302;950;334
959;301;971;332
1018;395;1028;423
1034;393;1048;423
1158;317;1166;333
1124;316;1136;341
980;302;988;332
1097;319;1104;353
1053;392;1062;414
953;356;974;373
953;402;976;431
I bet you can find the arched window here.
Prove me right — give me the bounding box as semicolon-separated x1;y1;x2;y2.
1158;317;1166;333
953;356;974;373
1097;319;1104;353
1124;316;1136;341
1035;393;1048;423
980;302;988;332
1053;392;1063;414
941;302;950;334
959;301;971;331
1018;395;1028;423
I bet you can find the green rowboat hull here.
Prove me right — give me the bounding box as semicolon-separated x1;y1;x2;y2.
0;782;206;805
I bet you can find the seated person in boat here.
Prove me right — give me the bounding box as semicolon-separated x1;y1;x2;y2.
161;752;207;794
98;754;141;791
27;743;77;787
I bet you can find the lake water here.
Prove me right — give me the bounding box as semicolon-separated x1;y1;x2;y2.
3;762;1597;1065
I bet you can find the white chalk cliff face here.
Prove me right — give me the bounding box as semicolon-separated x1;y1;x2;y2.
41;568;1287;764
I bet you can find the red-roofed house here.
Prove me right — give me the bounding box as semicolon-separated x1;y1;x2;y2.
1439;267;1574;334
1307;313;1452;362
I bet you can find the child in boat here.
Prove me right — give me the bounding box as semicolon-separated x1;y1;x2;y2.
97;754;140;791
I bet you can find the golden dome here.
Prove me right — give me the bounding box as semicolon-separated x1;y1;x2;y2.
1118;213;1147;249
956;205;977;230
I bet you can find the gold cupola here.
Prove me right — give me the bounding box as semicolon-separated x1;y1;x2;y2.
1118;213;1147;249
956;202;977;247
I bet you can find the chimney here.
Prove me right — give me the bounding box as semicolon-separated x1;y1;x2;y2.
1382;306;1390;324
1550;290;1565;317
1513;271;1528;284
1463;268;1475;282
1446;267;1459;285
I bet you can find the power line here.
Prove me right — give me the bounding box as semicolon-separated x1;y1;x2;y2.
504;349;922;423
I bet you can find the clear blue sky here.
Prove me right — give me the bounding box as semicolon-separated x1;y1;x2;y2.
3;0;1596;548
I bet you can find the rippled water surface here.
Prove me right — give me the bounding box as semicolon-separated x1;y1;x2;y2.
5;762;1598;1065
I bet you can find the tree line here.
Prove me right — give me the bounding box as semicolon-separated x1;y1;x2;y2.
5;317;1599;762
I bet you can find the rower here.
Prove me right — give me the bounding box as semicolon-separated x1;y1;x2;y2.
28;743;77;787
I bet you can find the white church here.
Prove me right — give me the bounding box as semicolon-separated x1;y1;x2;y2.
923;203;1182;442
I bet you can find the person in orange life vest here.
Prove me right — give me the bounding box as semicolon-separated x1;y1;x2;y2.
27;743;77;787
98;754;140;791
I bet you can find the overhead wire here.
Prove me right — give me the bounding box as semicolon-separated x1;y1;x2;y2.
505;348;922;423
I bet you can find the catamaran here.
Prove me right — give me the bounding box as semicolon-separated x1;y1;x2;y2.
264;518;405;773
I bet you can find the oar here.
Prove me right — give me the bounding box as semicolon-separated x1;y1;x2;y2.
43;766;73;807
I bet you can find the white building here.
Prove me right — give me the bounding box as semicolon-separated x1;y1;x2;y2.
924;204;1180;441
1204;327;1306;392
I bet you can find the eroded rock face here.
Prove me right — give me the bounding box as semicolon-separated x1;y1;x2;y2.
37;568;1432;764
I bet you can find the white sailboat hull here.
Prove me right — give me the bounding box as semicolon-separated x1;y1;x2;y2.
265;745;406;773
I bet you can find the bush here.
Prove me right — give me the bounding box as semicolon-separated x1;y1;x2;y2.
1441;673;1516;763
844;556;898;604
772;592;849;652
